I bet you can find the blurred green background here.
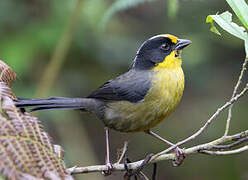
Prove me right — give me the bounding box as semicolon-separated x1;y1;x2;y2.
1;0;247;179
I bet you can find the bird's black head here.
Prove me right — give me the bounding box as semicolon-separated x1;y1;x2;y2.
132;34;191;70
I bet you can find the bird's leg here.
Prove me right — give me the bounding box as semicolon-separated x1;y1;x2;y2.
145;130;185;166
102;127;113;176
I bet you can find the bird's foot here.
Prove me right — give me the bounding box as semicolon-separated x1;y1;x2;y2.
102;162;113;176
124;153;154;179
172;147;185;166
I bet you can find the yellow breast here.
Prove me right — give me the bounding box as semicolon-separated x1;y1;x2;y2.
144;66;184;129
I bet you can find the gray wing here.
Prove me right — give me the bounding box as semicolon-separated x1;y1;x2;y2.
87;70;151;103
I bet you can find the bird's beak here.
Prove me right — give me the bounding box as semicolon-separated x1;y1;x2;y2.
175;39;192;50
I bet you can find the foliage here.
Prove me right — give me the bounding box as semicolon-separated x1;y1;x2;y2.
206;0;248;56
0;61;73;180
226;0;248;29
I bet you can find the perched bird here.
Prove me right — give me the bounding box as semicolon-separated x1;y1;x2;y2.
15;34;191;171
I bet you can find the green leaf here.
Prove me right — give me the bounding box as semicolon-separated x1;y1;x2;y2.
168;0;179;19
206;16;221;35
206;11;248;40
100;0;158;30
226;0;248;29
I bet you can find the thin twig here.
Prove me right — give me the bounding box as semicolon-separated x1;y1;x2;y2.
212;137;248;150
200;146;248;155
224;57;248;136
117;141;128;164
139;172;149;180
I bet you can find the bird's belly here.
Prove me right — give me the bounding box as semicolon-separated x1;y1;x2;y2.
103;68;184;132
103;101;158;132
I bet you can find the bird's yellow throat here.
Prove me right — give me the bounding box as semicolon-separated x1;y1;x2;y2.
153;50;182;71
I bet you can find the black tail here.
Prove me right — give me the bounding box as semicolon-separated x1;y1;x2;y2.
15;97;94;112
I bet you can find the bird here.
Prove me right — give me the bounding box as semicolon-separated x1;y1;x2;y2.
15;34;191;172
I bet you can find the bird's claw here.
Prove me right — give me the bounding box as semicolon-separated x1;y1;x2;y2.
102;162;113;176
124;153;154;179
172;147;185;166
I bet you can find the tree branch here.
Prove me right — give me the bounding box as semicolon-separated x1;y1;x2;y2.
67;129;248;174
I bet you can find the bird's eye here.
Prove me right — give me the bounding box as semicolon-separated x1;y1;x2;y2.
161;43;170;51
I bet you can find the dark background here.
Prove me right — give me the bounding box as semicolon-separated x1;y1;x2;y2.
0;0;247;179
